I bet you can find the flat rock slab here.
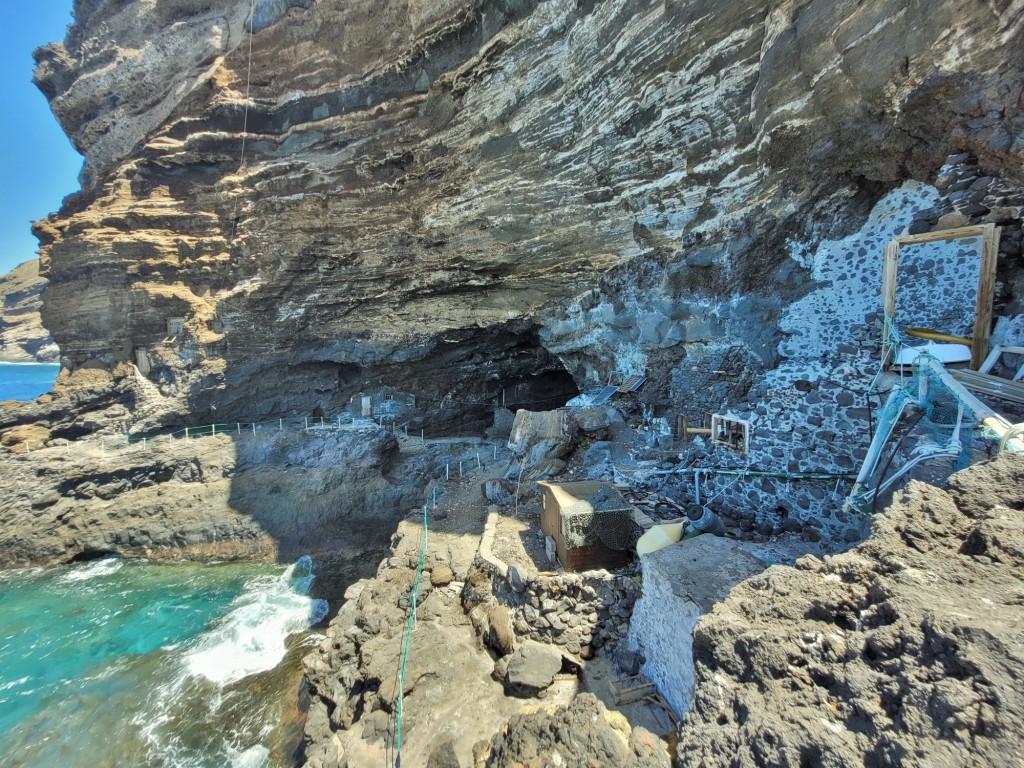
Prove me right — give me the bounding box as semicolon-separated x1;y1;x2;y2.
505;640;563;696
645;535;766;611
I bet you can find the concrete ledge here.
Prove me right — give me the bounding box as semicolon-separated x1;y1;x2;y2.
477;510;509;578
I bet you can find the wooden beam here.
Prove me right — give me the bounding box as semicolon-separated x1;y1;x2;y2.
895;225;987;246
972;222;1000;370
881;240;899;366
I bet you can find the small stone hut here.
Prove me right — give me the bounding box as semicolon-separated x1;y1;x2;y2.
537;480;638;572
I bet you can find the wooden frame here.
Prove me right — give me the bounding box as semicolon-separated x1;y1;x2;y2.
711;414;749;453
881;224;1001;370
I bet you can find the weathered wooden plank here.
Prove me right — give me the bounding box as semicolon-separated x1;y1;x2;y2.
950;369;1024;405
973;222;1000;370
881;240;900;366
611;675;657;705
895;225;987;245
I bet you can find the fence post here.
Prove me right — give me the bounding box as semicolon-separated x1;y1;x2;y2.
304;417;309;431
421;429;425;443
446;464;449;480
185;428;190;442
237;423;241;435
320;416;324;428
279;418;283;431
477;453;481;470
252;423;257;437
459;460;463;477
493;444;497;461
142;437;147;450
337;416;342;428
212;424;216;436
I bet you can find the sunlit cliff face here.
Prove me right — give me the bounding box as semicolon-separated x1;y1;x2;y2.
28;0;1024;432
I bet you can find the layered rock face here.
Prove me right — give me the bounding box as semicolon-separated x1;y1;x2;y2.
28;0;1024;434
0;260;59;363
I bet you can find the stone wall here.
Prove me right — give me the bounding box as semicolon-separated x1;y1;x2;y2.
575;162;1024;547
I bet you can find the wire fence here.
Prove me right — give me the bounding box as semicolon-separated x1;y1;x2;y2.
6;413;455;459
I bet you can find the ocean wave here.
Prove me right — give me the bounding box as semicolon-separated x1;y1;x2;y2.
59;557;124;583
185;556;328;686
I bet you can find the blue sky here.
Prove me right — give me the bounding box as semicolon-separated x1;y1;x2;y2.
0;1;81;275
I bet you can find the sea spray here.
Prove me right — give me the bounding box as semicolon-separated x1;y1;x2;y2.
58;555;124;582
0;556;329;767
185;555;329;686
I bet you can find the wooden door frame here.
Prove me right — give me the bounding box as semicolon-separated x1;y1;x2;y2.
881;223;1000;370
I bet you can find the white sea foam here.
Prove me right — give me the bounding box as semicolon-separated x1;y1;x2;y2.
185;557;328;686
228;744;271;768
59;557;124;582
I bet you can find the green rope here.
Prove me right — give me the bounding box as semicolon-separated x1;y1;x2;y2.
394;482;431;767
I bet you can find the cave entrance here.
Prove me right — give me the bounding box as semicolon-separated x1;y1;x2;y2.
502;369;579;411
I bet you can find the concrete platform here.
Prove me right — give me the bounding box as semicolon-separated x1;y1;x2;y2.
627;535;766;716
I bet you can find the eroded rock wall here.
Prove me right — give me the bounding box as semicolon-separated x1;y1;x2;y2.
0;260;59;364
28;0;1024;435
678;452;1024;768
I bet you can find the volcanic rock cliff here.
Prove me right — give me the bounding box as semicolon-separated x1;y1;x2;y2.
23;0;1024;438
0;260;59;364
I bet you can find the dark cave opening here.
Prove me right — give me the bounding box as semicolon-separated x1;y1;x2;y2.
502;369;580;412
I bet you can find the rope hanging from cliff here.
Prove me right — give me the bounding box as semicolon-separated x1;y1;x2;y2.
391;483;431;767
238;0;257;173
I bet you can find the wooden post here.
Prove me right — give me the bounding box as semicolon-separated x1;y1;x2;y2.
142;437;147;449
476;453;481;470
973;223;1000;370
237;423;241;434
446;464;449;480
459;460;463;477
881;239;900;367
185;428;189;442
304;417;309;431
279;418;283;431
252;423;257;436
211;424;216;436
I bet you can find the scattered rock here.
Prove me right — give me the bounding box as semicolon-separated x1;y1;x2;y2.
486;605;516;657
430;564;454;587
485;693;670;767
482;479;515;507
426;739;462;768
504;640;563;697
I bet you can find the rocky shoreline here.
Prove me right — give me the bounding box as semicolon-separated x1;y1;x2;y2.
0;424;492;568
1;393;1023;767
298;449;1024;768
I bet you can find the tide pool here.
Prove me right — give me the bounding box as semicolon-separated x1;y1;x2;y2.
0;556;328;767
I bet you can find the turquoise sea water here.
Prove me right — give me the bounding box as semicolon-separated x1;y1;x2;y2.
0;557;328;768
0;363;59;402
